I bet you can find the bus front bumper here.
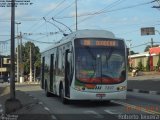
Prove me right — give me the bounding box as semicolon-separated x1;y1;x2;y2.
70;88;126;100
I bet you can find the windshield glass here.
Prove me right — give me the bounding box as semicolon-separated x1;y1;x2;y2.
75;38;126;84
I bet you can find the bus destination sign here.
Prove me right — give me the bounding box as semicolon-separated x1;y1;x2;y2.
82;40;118;47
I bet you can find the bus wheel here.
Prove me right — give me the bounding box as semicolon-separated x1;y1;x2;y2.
60;88;68;104
45;83;51;97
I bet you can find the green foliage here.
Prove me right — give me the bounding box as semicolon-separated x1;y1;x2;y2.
146;57;150;72
157;54;160;71
144;45;159;52
22;42;41;76
130;50;138;55
137;60;144;71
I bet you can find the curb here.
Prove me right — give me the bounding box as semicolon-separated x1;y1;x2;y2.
127;89;160;95
16;82;40;85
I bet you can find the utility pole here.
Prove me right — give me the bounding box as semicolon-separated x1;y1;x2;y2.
30;45;32;82
34;65;36;82
19;32;24;83
127;40;132;67
10;0;16;100
75;0;78;31
0;56;2;76
0;43;3;76
5;0;22;114
127;40;132;54
15;22;21;83
151;38;153;47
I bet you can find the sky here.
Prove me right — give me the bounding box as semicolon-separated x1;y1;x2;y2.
0;0;160;55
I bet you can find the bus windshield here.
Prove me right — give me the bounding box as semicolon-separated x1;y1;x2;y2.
75;38;126;84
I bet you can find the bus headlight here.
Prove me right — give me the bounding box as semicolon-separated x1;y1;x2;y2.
117;86;127;91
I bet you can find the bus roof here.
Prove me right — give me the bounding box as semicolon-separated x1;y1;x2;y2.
42;29;116;53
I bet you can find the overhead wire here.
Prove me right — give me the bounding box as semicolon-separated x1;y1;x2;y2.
69;0;156;28
56;0;155;20
53;0;76;18
22;36;54;44
131;42;150;49
30;0;158;37
44;0;66;18
26;0;67;34
55;0;124;19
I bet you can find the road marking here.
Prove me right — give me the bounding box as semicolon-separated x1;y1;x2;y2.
0;104;2;107
133;89;139;93
44;107;50;111
33;97;37;100
84;110;104;118
51;115;57;120
0;109;3;113
149;91;157;95
38;102;43;105
104;110;120;114
112;100;160;115
28;94;32;97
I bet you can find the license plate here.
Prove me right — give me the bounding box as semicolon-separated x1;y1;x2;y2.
96;93;106;97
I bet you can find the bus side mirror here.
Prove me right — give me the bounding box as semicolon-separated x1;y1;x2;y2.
66;49;72;61
67;53;71;62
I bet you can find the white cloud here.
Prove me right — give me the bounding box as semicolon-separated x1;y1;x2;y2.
133;16;139;22
122;17;128;21
43;3;57;12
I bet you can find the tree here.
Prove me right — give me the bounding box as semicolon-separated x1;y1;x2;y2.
157;53;160;71
22;42;41;77
137;60;144;71
146;57;150;72
130;50;137;55
144;45;159;52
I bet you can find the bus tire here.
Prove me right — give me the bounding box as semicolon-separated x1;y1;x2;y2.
60;87;69;104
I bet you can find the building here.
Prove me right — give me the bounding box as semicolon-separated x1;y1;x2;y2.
129;46;160;71
0;55;11;79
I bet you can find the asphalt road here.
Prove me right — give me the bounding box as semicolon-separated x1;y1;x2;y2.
14;84;160;120
128;75;160;92
1;76;160;120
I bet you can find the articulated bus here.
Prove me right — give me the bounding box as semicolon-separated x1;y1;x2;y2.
41;29;127;104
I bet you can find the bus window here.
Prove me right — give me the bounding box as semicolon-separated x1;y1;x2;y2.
75;39;126;84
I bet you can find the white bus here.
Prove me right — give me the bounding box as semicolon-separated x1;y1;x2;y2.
41;29;127;104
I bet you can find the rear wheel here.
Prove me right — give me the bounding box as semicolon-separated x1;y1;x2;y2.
45;82;51;97
60;87;69;104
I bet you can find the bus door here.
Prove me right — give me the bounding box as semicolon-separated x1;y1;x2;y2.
64;49;72;97
41;57;45;89
50;54;54;92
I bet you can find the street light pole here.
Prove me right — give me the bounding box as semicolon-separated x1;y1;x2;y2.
15;22;21;83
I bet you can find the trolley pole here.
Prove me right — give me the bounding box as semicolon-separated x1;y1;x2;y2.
5;0;22;114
